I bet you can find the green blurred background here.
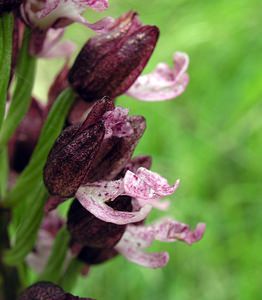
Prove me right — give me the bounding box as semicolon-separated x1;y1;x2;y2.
35;0;262;299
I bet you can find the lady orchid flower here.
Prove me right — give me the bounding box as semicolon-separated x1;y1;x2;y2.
67;196;205;269
68;11;189;104
43;97;146;198
68;11;160;102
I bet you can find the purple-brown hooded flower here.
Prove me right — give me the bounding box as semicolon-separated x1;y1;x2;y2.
68;11;159;102
0;0;21;14
19;282;93;300
43;97;146;198
67;181;205;269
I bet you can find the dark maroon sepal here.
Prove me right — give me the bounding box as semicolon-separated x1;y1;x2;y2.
43;122;105;197
68;11;159;102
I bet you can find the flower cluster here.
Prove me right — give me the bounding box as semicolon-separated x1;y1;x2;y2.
2;1;204;298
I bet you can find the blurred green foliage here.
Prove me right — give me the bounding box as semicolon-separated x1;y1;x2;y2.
36;0;262;299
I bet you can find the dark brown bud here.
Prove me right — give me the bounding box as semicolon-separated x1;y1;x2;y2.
43;98;114;197
68;11;159;102
19;282;93;300
67;196;132;249
0;0;21;13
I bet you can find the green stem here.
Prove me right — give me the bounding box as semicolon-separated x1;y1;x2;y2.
0;13;14;131
0;26;36;149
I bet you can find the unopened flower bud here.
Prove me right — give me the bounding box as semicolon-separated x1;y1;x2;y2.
68;11;159;102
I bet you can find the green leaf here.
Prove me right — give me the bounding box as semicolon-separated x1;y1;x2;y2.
39;227;70;283
4;182;48;266
0;13;14;130
0;26;36;149
59;258;82;291
6;88;74;207
0;147;8;199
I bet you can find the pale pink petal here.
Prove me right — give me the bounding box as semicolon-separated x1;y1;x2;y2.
136;167;180;196
123;170;156;200
173;52;189;79
103;107;134;138
81;0;109;11
76;184;152;225
127;52;189;101
124;219;206;246
115;219;205;268
136;198;170;211
116;244;169;268
83;16;115;33
123;168;179;200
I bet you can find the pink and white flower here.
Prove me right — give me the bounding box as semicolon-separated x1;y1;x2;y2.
76;167;180;225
